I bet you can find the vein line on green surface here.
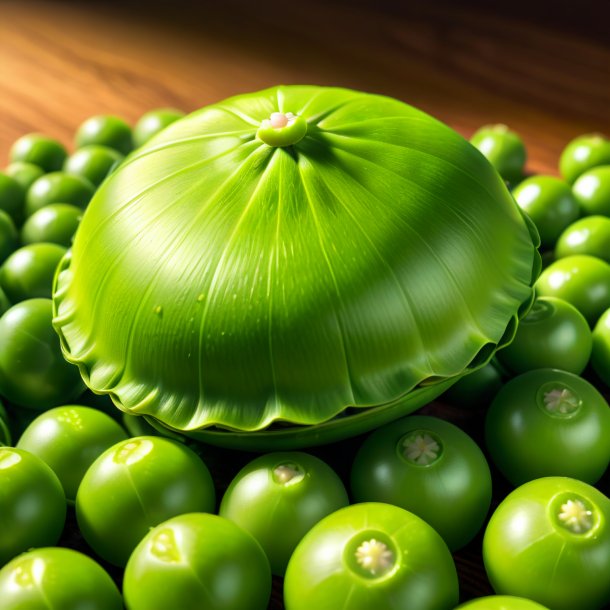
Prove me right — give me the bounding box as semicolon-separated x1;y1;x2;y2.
299;154;356;405
321;142;487;340
195;148;274;424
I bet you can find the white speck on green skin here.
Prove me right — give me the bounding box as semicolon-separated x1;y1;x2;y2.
355;539;394;576
543;388;580;414
273;463;304;485
558;499;593;534
402;433;440;465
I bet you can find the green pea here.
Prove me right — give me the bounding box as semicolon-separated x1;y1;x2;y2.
64;145;123;187
560;133;610;184
4;162;45;192
21;203;82;247
75;115;133;155
512;176;580;249
470;124;526;184
0;211;18;264
17;406;128;502
133;108;185;147
9;134;67;173
26;172;95;217
536;255;610;326
0;448;66;566
556;216;610;263
572;166;610;216
0;172;25;226
0;243;67;302
0;298;85;409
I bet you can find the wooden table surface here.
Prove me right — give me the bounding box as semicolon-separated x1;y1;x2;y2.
1;0;610;608
1;0;609;173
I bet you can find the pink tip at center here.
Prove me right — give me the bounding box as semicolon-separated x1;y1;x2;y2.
269;112;290;128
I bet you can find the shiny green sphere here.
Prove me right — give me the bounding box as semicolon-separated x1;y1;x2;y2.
496;297;592;375
284;502;459;610
572;165;610;216
536;254;610;325
483;477;610;610
485;369;610;485
76;436;216;566
64;144;123;187
556;215;610;262
351;416;492;551
133;108;185;147
560;133;610;184
220;451;349;575
470;124;526;184
0;210;18;264
0;243;67;302
124;513;272;610
512;175;580;249
21;203;82;247
26;171;95;217
4;161;44;192
75;115;133;155
0;548;122;610
0;447;66;566
9;134;67;173
0;172;25;226
0;298;85;409
17;405;128;502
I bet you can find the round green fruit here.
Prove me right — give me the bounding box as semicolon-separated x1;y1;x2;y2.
0;447;66;566
0;547;122;609
0;243;67;302
536;254;610;325
75;115;133;155
17;405;128;502
21;203;82;247
53;85;539;449
512;175;579;249
64;144;123;187
133;108;185;147
351;415;492;550
496;297;592;375
485;369;610;485
572;165;610;216
220;451;349;575
483;477;610;610
4;161;45;192
123;513;271;610
284;502;459;610
470;124;526;184
560;133;610;184
0;298;85;409
76;436;216;566
9;134;67;173
555;215;610;262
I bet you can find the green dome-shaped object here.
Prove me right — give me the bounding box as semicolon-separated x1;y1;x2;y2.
53;86;540;449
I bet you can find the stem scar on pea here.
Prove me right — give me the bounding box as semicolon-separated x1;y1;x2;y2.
272;463;305;485
537;383;582;417
150;528;181;563
355;539;394;576
400;430;443;466
558;499;593;534
257;112;308;147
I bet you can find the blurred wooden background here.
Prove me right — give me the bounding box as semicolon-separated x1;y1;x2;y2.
1;1;610;607
1;0;609;175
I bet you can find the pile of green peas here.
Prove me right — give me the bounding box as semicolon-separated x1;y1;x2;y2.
2;113;610;610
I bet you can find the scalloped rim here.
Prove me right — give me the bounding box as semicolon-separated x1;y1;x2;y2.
51;87;542;438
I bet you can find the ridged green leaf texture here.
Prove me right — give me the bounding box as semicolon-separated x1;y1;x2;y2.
53;85;539;446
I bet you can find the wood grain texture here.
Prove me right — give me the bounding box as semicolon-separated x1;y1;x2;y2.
2;1;610;608
1;0;609;174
